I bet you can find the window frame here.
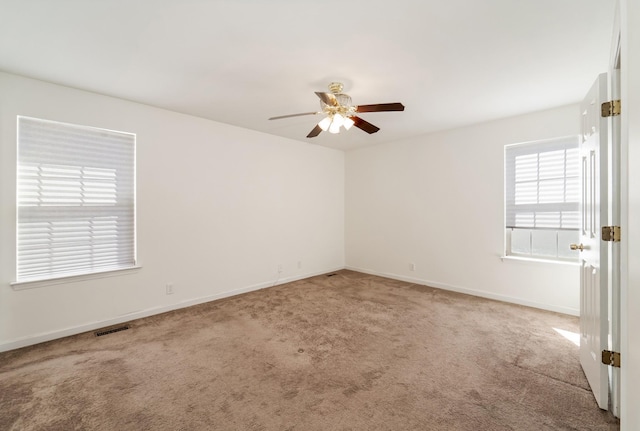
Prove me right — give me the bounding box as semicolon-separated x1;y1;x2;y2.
504;136;580;262
14;116;137;285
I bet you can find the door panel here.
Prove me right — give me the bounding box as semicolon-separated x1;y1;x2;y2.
579;73;608;410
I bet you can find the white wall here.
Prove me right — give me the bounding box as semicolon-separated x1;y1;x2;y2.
620;0;639;428
0;72;345;351
345;105;581;315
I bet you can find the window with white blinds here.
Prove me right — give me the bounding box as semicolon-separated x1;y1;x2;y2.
17;116;136;282
504;136;580;260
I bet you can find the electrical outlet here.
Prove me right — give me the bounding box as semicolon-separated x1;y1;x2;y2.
410;263;416;271
166;283;174;295
278;264;283;273
297;260;302;269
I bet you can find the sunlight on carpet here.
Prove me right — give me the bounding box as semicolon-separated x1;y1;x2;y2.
553;327;581;347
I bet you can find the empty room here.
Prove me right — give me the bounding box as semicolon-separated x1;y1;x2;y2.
1;1;639;430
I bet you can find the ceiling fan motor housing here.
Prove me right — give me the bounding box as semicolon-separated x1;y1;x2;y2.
320;98;355;118
320;82;355;116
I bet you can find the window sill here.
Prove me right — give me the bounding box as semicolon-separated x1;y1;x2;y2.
500;255;580;266
10;265;142;290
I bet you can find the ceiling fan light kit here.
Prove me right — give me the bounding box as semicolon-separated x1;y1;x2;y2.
269;82;404;138
318;116;332;132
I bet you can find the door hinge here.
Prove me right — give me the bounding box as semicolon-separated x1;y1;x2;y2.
601;100;621;117
602;350;621;368
602;226;621;242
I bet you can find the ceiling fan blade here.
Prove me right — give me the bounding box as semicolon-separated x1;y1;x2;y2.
356;103;405;113
306;124;323;138
352;116;380;134
315;92;338;106
269;112;319;120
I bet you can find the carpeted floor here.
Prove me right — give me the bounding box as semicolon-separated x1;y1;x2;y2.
0;270;619;430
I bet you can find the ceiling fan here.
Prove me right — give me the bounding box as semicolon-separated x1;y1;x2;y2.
268;82;405;138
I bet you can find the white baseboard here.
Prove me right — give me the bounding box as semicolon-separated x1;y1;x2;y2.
0;267;343;353
344;265;579;317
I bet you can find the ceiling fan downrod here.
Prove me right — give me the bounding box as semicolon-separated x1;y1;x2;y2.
328;82;344;94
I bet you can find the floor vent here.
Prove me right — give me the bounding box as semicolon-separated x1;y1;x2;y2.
95;325;130;337
327;273;337;277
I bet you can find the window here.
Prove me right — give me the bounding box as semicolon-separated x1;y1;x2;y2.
504;136;579;261
16;117;136;283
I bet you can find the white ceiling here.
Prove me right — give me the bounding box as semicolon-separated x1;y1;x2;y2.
0;0;616;151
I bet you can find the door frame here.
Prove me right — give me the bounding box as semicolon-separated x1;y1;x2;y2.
607;29;621;417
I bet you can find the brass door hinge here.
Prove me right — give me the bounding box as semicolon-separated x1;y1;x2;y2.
602;350;621;368
602;226;621;242
601;100;621;117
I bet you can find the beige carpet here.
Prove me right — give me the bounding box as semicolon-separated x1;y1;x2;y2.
0;270;619;430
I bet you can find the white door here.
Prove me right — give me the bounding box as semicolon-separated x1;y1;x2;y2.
578;73;609;410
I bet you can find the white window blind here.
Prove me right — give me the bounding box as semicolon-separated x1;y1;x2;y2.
504;136;579;260
17;116;136;282
505;137;579;229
